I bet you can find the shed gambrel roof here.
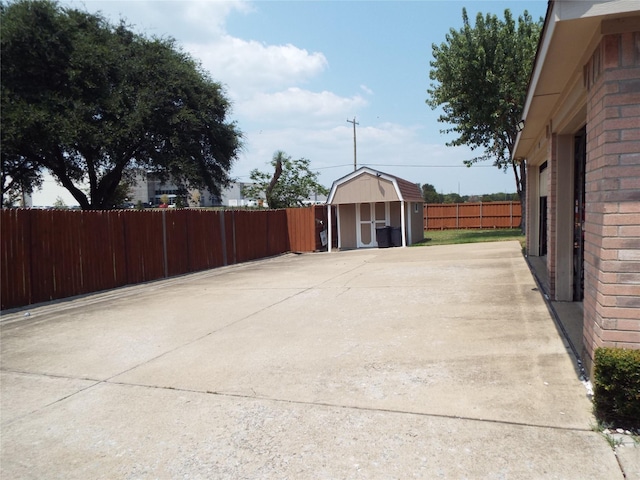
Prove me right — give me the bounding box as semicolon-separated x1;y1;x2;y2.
327;167;423;205
390;174;425;203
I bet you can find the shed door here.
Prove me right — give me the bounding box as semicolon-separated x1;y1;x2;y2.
356;202;388;248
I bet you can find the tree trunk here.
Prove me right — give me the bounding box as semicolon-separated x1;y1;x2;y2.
265;158;283;209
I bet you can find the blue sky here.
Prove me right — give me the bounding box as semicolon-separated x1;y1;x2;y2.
33;0;548;206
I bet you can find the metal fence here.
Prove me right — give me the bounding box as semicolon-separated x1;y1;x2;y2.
423;201;522;230
1;206;326;310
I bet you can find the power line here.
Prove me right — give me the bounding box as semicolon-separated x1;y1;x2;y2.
314;164;353;170
361;163;497;168
314;163;498;171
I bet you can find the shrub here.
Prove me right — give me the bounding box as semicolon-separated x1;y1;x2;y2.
593;347;640;430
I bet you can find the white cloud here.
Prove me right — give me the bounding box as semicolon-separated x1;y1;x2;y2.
186;37;328;97
74;1;252;42
182;0;253;37
237;88;368;123
360;85;374;95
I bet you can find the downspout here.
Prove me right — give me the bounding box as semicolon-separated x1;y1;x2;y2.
337;206;342;249
400;201;407;247
327;203;332;253
407;202;412;246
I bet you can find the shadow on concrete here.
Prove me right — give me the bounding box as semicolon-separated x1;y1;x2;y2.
526;255;587;382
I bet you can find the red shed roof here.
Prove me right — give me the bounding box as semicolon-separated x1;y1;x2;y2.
386;174;424;203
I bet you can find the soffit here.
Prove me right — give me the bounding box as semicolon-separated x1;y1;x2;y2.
513;1;640;160
515;17;599;159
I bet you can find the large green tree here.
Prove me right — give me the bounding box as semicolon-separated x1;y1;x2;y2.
1;0;242;209
242;151;328;209
421;183;443;204
427;8;542;228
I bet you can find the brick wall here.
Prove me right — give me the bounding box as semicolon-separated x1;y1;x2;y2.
583;31;640;371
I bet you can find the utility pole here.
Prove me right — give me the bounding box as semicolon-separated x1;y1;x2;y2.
346;117;359;171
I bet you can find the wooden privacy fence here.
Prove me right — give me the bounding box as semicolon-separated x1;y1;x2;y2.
1;206;326;310
423;201;521;230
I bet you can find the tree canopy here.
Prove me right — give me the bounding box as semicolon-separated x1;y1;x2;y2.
242;151;328;209
1;0;242;209
427;8;542;211
421;183;442;204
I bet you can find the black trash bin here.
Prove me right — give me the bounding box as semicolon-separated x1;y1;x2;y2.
375;226;391;248
390;227;402;247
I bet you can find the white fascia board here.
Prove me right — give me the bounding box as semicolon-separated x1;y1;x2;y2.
388;178;404;202
521;3;559;134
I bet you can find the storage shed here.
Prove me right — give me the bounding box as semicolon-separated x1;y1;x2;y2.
326;168;424;251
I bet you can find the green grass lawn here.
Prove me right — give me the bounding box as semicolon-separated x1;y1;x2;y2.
417;228;525;247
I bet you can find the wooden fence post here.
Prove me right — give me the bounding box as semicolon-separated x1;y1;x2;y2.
424;204;428;231
219;210;227;266
231;210;237;265
266;210;271;255
161;210;168;278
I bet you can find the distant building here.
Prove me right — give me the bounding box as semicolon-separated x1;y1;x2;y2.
127;174;324;208
128;173;221;207
219;182;260;207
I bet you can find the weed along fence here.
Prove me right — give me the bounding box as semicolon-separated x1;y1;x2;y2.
423;201;522;230
1;206;326;310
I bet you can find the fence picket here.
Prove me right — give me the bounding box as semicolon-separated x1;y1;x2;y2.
1;206;325;310
423;201;521;230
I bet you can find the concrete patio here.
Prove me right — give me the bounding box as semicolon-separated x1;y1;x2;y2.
1;241;633;478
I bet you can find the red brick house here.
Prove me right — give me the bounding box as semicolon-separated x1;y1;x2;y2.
512;1;640;372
